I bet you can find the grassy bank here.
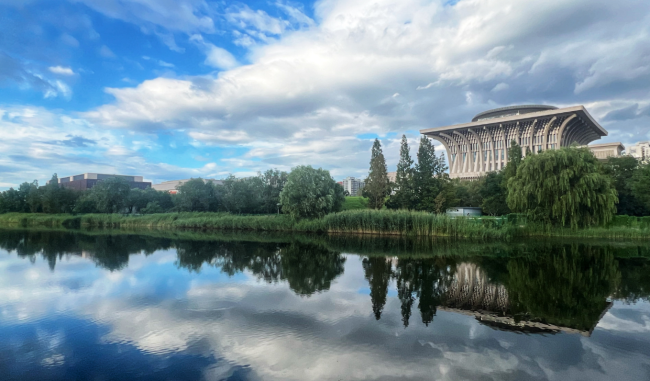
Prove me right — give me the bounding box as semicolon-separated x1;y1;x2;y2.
0;210;648;239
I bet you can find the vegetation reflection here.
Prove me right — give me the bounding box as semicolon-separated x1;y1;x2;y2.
1;229;649;333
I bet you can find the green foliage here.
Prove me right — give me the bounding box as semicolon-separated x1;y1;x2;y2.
141;201;164;214
260;169;289;214
603;156;649;216
279;165;344;219
631;162;650;212
90;177;132;213
387;135;415;210
480;171;509;215
342;196;369;210
413;136;448;212
175;178;220;212
221;176;264;214
451;179;483;208
507;147;618;228
364;139;391;209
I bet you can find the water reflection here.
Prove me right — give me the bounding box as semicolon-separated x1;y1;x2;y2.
1;229;648;333
1;229;650;380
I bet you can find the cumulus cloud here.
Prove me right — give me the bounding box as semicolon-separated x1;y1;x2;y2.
190;34;239;69
0;106;229;188
48;66;75;76
76;0;650;179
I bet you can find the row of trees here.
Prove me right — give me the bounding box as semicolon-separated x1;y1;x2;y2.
0;166;345;219
362;136;650;227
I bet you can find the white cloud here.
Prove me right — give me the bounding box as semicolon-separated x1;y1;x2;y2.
0;106;231;189
189;34;239;70
226;5;287;35
99;45;116;58
0;0;642;181
157;60;175;68
48;66;75;76
204;45;239;70
71;0;214;35
78;0;650;177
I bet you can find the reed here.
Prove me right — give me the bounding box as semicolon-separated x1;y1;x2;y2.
0;210;648;239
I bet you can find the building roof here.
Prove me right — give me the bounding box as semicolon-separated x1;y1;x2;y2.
421;105;608;138
472;104;557;122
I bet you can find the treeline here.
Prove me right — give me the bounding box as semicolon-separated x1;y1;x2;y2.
0;166;344;219
363;136;650;228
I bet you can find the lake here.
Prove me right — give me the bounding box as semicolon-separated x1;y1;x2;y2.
1;229;649;380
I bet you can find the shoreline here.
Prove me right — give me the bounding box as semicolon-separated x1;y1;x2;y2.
0;211;648;240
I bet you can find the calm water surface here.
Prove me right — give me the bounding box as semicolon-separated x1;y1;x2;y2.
1;230;649;380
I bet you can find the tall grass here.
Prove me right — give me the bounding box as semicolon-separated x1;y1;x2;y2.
0;210;648;239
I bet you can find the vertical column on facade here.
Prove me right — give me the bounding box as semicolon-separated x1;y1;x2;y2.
527;119;538;155
484;126;496;172
454;131;473;175
541;116;557;151
557;114;577;146
502;122;508;163
468;128;484;175
440;133;460;175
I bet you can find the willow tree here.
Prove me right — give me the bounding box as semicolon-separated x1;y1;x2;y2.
506;147;618;228
364;139;391;209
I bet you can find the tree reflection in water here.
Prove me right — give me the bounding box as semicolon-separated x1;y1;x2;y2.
1;229;649;333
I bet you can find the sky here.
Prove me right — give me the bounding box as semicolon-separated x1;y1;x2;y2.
0;0;649;188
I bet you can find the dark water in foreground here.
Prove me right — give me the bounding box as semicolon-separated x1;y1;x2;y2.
1;230;649;381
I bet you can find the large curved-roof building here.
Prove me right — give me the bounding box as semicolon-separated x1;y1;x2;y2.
420;105;609;180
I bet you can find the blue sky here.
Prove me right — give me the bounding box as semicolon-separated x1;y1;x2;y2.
1;0;649;188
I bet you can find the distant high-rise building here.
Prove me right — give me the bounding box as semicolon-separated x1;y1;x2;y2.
342;177;365;196
51;173;151;190
628;141;650;163
387;172;396;183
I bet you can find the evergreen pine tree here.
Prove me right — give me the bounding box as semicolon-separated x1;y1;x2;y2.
413;137;447;212
387;135;415;209
364;139;390;209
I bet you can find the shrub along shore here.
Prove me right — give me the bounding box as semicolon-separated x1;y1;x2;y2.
0;210;648;240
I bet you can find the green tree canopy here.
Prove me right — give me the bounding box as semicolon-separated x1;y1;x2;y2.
413;136;448;212
279;165;345;219
387;135;415;210
175;178;219;212
506;147;618;228
364;139;391;209
631;162;650;212
604;156;648;216
90;177;132;213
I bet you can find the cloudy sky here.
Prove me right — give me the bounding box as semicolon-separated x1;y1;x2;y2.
1;0;649;188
